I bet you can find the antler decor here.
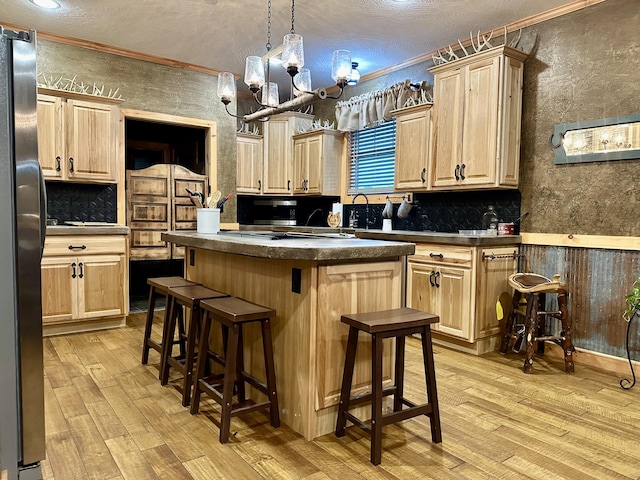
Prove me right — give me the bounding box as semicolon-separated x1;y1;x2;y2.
432;27;523;66
37;73;123;99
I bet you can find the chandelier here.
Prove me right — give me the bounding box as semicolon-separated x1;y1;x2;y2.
216;0;353;123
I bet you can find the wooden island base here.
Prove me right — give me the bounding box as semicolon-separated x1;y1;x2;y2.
185;247;404;440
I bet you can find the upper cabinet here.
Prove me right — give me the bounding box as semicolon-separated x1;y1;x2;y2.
430;46;527;190
236;133;263;195
292;129;343;196
37;88;121;183
393;103;433;191
263;112;313;195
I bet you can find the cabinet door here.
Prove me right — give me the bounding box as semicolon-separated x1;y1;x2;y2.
406;260;439;318
437;266;473;341
305;135;322;194
395;107;431;190
264;118;291;194
499;56;524;187
237;136;263;194
41;257;77;324
37;94;65;179
66;99;117;182
79;254;125;319
476;246;518;338
460;56;500;186
292;138;307;194
431;68;464;188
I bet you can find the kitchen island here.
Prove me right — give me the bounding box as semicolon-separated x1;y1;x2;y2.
161;230;415;440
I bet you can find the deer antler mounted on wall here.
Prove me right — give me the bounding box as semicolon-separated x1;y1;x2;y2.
432;27;525;66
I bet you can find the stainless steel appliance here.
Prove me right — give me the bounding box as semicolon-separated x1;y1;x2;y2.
252;199;297;226
0;26;46;480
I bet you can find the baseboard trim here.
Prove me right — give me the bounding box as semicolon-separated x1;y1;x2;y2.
43;316;127;337
544;342;639;378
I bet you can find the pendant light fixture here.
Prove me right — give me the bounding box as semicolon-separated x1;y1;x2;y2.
217;0;353;123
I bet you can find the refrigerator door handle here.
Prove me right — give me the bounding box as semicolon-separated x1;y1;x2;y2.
39;164;46;258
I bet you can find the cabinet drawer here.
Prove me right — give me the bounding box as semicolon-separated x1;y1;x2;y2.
411;244;473;266
44;235;127;256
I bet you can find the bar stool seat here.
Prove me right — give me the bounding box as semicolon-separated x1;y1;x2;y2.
141;276;198;373
335;307;442;466
499;273;575;374
160;285;228;406
190;296;280;443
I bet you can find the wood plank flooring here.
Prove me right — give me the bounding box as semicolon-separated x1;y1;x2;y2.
41;311;640;479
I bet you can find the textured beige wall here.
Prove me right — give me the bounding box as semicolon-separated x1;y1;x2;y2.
36;40;238;222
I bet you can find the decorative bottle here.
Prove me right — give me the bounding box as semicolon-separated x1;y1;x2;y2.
482;205;499;234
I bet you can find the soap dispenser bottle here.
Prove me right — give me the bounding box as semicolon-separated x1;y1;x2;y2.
482;205;499;234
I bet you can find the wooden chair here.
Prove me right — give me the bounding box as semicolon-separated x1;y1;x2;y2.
159;285;228;406
499;273;575;374
335;307;442;465
141;276;198;375
190;296;279;443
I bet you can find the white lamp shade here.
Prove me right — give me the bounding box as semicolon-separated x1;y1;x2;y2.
331;50;352;83
282;33;305;70
293;68;311;96
262;82;279;107
217;72;236;101
244;56;265;90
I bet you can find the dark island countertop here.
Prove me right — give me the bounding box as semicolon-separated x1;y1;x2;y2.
161;230;415;261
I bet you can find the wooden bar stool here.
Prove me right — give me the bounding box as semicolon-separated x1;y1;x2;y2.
190;296;279;443
141;276;198;371
499;273;575;374
160;285;228;406
335;307;442;466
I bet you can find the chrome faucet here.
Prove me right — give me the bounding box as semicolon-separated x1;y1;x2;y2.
351;193;369;229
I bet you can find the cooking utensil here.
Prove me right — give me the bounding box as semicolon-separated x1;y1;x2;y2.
209;190;222;208
216;193;232;209
185;188;203;208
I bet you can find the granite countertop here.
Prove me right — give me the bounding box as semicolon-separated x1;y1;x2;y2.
161;230;415;261
46;225;130;235
239;225;520;246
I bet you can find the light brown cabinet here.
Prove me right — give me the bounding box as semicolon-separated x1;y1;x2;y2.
393;103;433;191
406;243;518;354
236;133;263;194
263;112;313;194
37;89;121;183
126;164;207;260
430;46;526;190
292;129;343;195
41;235;128;335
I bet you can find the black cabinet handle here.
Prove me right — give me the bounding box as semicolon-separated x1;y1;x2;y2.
305;179;309;191
287;180;291;191
420;168;426;183
69;157;74;173
68;245;87;250
55;156;61;172
434;271;441;288
429;271;436;287
258;179;261;191
429;252;444;259
460;163;466;180
454;164;460;181
78;262;84;279
71;262;77;279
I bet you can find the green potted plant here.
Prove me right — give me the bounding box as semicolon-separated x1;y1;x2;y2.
620;276;640;390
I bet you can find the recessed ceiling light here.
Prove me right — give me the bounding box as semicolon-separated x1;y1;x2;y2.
30;0;60;9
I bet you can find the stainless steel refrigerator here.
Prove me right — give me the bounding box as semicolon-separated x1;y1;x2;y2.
0;26;46;480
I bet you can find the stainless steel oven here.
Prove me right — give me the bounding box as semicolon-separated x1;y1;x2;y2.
252;199;297;226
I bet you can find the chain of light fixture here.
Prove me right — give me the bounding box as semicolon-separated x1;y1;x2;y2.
216;0;354;123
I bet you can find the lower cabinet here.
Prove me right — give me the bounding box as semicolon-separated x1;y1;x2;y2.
406;243;518;354
41;235;128;335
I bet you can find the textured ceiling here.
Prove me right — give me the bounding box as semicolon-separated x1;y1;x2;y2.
1;0;577;95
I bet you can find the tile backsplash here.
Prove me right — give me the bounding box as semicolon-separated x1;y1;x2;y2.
46;182;117;223
345;190;521;233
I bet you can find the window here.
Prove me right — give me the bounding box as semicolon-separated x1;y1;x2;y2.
348;120;396;194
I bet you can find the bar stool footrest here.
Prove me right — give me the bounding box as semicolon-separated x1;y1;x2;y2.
347;386;397;408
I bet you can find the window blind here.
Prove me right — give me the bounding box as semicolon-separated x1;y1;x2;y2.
348;120;396;194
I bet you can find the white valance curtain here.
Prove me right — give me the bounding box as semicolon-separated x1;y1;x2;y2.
334;81;414;132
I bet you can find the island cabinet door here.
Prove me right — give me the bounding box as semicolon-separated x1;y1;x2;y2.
315;261;402;410
406;260;438;317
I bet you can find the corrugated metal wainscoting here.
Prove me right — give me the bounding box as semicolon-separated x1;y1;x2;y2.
520;244;640;361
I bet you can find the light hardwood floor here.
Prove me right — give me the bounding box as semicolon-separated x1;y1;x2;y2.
41;311;640;480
